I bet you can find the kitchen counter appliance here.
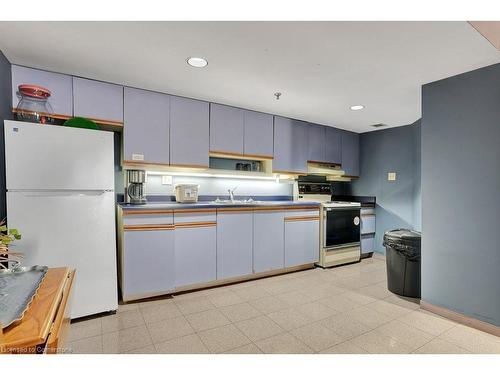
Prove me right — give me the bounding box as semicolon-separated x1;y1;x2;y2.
175;183;200;203
126;169;147;205
296;179;361;267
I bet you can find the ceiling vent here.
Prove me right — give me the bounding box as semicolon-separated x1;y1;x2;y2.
371;123;386;128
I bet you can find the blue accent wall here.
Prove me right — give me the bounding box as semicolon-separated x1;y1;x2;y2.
0;50;12;219
349;120;421;253
421;63;500;327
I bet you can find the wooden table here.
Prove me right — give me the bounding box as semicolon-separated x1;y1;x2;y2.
1;267;75;354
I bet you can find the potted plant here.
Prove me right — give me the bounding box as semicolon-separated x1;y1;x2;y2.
0;219;22;269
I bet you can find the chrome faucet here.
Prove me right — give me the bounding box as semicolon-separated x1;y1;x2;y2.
228;187;237;202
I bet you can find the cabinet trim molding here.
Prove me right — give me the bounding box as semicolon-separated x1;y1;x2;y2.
174;208;217;214
174;221;217;229
216;207;255;213
283;206;320;211
124;224;175;231
209;150;273;160
123;209;174;216
284;215;320;222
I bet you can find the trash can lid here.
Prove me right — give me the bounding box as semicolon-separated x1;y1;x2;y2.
384;229;421;246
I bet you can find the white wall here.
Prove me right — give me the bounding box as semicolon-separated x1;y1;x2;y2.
145;175;293;198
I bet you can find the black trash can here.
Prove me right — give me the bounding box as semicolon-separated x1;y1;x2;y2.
383;229;421;298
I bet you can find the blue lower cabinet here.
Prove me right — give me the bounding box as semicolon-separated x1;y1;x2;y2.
253;210;285;273
174;225;217;287
361;235;375;254
216;210;253;279
284;219;320;267
361;214;376;235
122;229;175;301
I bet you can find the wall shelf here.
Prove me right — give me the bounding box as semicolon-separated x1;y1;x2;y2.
11;109;124;132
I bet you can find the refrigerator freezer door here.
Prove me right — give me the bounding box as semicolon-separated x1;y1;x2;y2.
7;191;118;318
4;120;114;190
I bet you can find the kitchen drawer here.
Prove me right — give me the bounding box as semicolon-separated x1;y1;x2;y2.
361;214;376;235
123;211;174;226
284;208;320;219
174;209;216;224
361;235;375;254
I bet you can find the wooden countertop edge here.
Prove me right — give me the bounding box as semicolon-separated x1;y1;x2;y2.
2;267;71;351
46;270;76;349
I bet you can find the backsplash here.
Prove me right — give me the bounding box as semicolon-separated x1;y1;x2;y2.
144;175;294;198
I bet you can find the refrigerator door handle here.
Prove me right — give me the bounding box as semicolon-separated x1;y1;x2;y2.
10;190;113;197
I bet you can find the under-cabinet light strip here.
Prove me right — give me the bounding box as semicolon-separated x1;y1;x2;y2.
145;170;294;182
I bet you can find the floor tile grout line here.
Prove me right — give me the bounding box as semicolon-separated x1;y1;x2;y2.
68;331;103;343
320;311;417;354
180;313;212;354
432;325;479;353
287;321;350;353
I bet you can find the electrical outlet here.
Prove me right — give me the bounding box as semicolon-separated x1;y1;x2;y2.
162;175;173;185
388;172;397;181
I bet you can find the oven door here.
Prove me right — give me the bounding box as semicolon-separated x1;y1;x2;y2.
324;207;361;248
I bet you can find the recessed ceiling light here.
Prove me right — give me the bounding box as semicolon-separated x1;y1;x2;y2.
350;105;365;111
187;57;208;68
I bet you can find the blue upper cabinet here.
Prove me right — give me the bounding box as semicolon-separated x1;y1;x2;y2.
170;96;210;168
73;77;123;123
243;110;274;158
341;130;360;177
325;126;342;164
307;123;326;162
11;65;73;117
210;103;244;155
123;87;170;165
273;116;308;173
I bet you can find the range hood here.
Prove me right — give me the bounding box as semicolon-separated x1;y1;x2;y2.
307;162;353;181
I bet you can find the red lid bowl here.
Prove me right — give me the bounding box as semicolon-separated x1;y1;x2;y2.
18;84;52;99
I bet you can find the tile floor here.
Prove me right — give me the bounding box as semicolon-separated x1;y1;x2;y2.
67;254;500;354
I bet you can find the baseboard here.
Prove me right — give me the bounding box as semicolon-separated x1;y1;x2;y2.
420;301;500;337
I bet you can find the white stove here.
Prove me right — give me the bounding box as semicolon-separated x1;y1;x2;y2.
295;181;361;267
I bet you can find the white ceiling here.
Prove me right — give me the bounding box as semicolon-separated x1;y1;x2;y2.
0;21;498;133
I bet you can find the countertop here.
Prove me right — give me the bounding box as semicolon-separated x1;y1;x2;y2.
119;200;321;211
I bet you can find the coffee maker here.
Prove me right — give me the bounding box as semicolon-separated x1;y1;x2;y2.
125;170;147;205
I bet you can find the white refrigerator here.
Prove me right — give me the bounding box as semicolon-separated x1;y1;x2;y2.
4;120;118;318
